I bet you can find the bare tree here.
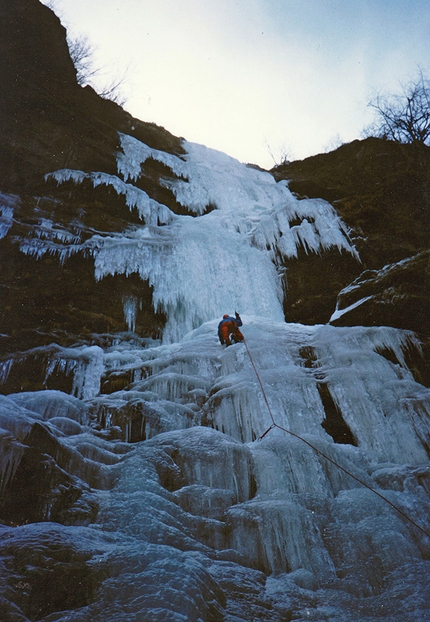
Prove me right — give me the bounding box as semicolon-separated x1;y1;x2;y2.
68;35;98;86
365;70;430;145
67;35;128;106
97;70;129;107
265;140;293;167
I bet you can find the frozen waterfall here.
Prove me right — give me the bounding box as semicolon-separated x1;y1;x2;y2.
1;133;429;621
43;133;357;342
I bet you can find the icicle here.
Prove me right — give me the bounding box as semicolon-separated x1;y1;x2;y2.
226;497;336;578
0;360;14;385
0;431;27;495
45;169;175;226
0;192;20;240
45;346;105;400
0;206;14;239
40;132;360;342
122;296;142;332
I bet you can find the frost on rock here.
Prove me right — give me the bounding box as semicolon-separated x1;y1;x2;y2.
45;345;105;400
0;192;18;239
8;390;90;425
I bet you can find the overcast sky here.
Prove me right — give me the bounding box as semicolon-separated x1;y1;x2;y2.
46;0;430;168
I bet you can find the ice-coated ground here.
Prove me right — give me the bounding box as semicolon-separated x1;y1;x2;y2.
1;319;429;620
1;134;429;620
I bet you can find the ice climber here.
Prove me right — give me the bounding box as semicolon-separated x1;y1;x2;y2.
218;312;244;346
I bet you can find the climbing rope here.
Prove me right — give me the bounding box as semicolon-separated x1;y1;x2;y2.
242;337;430;540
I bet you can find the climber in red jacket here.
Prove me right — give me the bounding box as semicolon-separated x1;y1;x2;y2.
218;312;244;346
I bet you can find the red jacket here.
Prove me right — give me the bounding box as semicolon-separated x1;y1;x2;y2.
218;314;243;345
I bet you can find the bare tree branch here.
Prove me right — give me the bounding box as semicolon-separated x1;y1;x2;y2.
67;35;129;106
364;70;430;145
67;35;98;86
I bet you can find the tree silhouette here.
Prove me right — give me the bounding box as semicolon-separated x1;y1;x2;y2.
68;35;128;106
68;35;97;86
365;70;430;145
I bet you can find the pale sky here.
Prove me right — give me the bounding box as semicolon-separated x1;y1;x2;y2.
45;0;430;168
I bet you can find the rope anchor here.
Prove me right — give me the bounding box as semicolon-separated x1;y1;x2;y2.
257;423;276;441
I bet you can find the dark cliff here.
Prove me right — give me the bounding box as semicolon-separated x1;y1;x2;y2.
0;0;184;189
273;138;430;350
0;0;186;361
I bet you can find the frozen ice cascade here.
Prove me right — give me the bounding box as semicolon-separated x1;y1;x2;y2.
1;134;429;621
42;134;358;342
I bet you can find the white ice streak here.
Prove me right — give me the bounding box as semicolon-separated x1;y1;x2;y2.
0;193;18;239
45;345;105;400
312;325;429;463
46;168;174;225
330;295;373;322
94;136;358;341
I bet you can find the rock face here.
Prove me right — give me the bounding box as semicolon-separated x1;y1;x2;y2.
330;250;430;332
273;138;430;338
0;2;429;621
0;0;184;188
0;0;188;356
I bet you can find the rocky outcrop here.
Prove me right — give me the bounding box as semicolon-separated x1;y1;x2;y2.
0;0;190;354
329;249;430;386
273;138;430;337
0;0;184;190
330;249;430;334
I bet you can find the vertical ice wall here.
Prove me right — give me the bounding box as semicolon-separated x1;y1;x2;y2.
84;319;430;600
44;133;357;342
